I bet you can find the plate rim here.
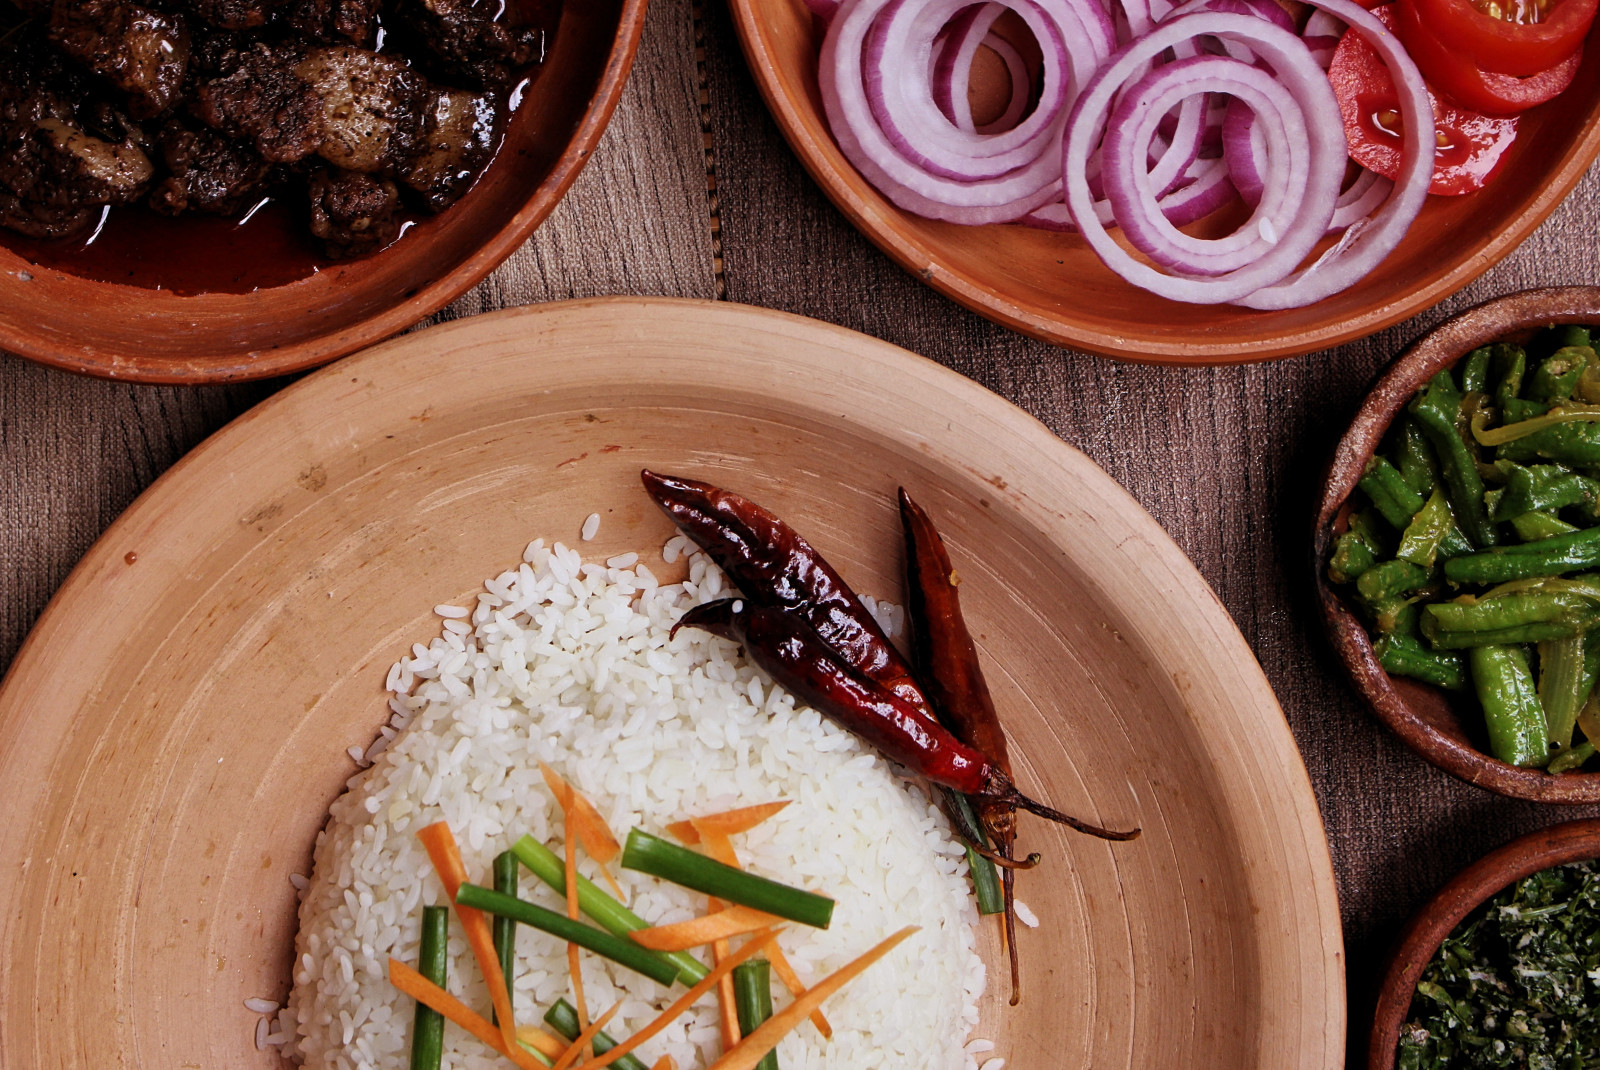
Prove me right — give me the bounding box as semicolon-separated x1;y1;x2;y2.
0;296;1345;1065
725;0;1600;364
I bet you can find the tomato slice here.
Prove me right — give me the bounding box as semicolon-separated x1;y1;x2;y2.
1328;5;1520;195
1396;0;1582;113
1406;0;1596;75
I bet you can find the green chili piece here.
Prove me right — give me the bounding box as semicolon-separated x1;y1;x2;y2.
1467;645;1550;767
732;960;780;1070
1458;345;1492;395
1397;488;1472;568
1393;416;1441;497
543;1000;649;1070
509;835;708;985
1443;526;1600;584
1548;740;1597;773
1538;634;1589;749
492;850;517;1025
1490;342;1526;409
1355;559;1429;614
1526;347;1590;402
454;884;683;987
1424;591;1595;634
1358;456;1427;529
621;830;835;929
1510;511;1579;540
411;906;448;1070
1410;369;1497;548
1374;634;1467;691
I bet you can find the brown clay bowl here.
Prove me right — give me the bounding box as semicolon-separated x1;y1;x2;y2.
0;0;648;384
1368;817;1600;1070
1314;286;1600;803
727;1;1600;364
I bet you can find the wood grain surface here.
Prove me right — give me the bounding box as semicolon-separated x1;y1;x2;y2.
2;0;1598;1059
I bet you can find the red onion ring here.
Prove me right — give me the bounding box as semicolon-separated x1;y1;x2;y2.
932;5;1036;134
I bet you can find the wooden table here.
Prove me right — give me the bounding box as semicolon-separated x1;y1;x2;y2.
3;0;1598;1056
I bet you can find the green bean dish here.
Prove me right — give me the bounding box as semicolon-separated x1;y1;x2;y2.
1397;861;1600;1069
1331;326;1600;773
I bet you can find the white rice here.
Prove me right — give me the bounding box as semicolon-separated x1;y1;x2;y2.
279;537;986;1069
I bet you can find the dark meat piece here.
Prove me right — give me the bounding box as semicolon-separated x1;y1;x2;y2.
390;0;546;89
286;0;381;46
294;45;425;174
400;85;496;211
177;0;288;30
0;188;94;238
307;166;398;257
47;0;190;119
149;119;273;214
190;39;321;163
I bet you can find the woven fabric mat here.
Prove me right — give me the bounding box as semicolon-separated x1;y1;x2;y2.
4;0;1600;1048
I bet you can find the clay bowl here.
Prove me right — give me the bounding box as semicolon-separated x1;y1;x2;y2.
1368;817;1600;1070
726;1;1600;364
1314;286;1600;802
0;299;1344;1068
0;0;647;384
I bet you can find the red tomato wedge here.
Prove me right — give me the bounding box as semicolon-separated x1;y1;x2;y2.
1404;0;1596;76
1395;0;1582;114
1329;5;1520;194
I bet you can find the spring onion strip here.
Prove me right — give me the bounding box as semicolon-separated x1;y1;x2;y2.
455;885;683;988
543;1000;651;1070
621;831;836;930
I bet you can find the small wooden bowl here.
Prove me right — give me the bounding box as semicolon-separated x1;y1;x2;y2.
1368;817;1600;1070
1314;286;1600;803
727;1;1600;363
0;0;647;384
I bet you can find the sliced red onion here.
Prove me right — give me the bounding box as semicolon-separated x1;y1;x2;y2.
1064;11;1345;302
1158;155;1238;225
804;0;843;20
1302;9;1343;69
821;0;1072;220
931;6;1037;134
1222;97;1266;207
1328;168;1392;233
1164;0;1293;30
1236;0;1432;309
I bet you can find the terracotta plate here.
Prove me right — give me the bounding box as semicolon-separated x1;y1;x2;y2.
726;2;1600;363
0;0;647;384
0;299;1342;1067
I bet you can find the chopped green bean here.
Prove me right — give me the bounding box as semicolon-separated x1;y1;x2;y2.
621;830;835;930
1375;634;1467;691
1443;526;1600;584
1548;740;1597;773
544;1000;649;1070
1329;529;1378;583
509;835;707;985
411;906;448;1070
1359;456;1427;529
1373;597;1421;637
1424;591;1595;636
492;850;517;1025
1458;345;1492;395
1467;645;1550;767
1496;414;1600;466
1490;342;1526;409
1355;559;1430;615
1527;347;1589;402
732;960;780;1070
1398;488;1472;568
1394;416;1441;497
455;884;683;987
1411;370;1497;547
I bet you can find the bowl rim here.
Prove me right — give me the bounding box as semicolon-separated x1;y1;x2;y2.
1313;285;1600;803
0;0;651;385
1367;817;1600;1070
725;0;1600;364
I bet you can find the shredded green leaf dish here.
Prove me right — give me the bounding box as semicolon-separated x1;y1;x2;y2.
1397;861;1600;1069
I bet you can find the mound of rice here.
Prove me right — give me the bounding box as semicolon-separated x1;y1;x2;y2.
277;535;986;1069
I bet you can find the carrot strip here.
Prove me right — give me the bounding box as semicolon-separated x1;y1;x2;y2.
687;801;790;838
542;761;627;899
549;1001;622;1070
565;825;591;1052
665;819;701;846
705;927;919;1070
699;830;830;1040
710;922;740;1052
517;1025;570;1059
576;929;780;1070
650;1058;676;1070
388;957;560;1069
416;821;518;1053
630;904;782;951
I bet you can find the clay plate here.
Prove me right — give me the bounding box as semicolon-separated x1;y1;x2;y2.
0;0;648;384
725;2;1600;363
1314;286;1600;802
0;298;1342;1067
1368;817;1600;1070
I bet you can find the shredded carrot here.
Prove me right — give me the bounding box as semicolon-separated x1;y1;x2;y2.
541;760;627;899
564;818;591;1055
696;832;743;1050
687;801;790;838
650;1058;676;1070
664;819;701;845
700;829;830;1040
388;957;560;1069
549;1001;622;1070
416;821;518;1052
574;929;781;1070
516;1025;569;1058
705;928;919;1070
630;904;782;951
